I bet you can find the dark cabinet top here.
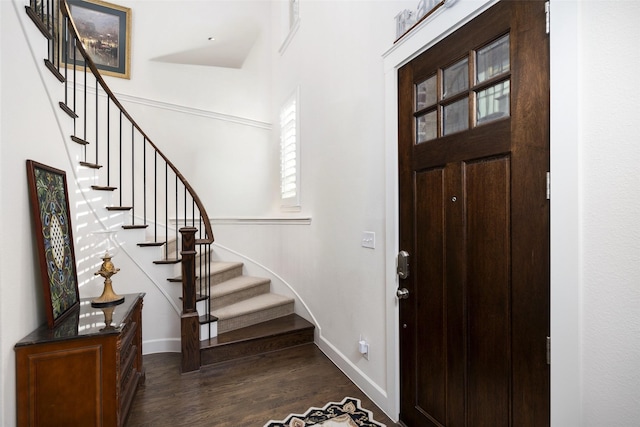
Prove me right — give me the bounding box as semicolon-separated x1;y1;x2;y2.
15;293;144;348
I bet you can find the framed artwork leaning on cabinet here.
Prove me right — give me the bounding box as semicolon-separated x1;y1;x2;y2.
26;160;80;328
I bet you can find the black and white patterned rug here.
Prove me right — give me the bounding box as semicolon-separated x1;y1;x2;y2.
264;397;386;427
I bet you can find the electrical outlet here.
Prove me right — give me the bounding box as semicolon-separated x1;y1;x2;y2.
359;335;370;360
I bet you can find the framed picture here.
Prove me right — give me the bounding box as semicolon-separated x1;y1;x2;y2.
65;0;131;79
26;160;80;328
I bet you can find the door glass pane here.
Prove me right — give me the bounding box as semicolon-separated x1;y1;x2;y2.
443;98;469;135
476;80;510;125
416;75;437;111
416;111;437;143
476;34;510;83
442;58;468;99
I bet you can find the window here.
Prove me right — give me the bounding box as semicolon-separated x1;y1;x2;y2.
414;33;511;143
280;88;300;209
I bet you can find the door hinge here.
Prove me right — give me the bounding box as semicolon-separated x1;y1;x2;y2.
546;172;551;200
545;1;550;34
546;336;551;365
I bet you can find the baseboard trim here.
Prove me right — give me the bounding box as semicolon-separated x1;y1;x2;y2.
142;338;181;355
315;335;395;422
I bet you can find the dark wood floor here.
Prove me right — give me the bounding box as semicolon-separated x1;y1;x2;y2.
126;343;397;426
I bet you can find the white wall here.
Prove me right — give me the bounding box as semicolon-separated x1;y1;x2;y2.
576;1;640;425
1;4;73;424
267;0;415;417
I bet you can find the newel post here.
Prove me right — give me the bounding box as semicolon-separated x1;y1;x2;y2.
180;227;200;372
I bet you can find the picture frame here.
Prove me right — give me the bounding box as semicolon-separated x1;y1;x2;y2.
65;0;131;79
26;160;80;328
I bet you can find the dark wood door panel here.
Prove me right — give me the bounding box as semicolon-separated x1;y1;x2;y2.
415;168;446;426
465;156;511;426
412;120;511;170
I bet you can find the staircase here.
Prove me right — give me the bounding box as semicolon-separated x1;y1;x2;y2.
188;257;314;364
198;260;314;365
25;0;314;371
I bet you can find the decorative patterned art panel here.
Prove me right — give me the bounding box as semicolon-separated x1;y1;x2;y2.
27;160;79;328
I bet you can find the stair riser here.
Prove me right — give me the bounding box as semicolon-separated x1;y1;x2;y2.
201;332;314;365
200;265;243;287
200;321;218;340
216;302;294;334
211;282;271;310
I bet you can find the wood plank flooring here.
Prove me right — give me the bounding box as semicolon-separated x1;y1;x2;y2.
126;343;397;426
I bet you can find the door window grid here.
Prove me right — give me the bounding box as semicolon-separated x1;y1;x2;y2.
414;33;510;143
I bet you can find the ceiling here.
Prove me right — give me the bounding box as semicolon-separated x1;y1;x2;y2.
149;23;261;69
143;0;269;69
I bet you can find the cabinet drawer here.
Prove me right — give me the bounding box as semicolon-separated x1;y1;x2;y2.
120;344;139;426
120;321;137;363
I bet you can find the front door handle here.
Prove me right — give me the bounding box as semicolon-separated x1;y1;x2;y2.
396;288;410;299
397;250;410;279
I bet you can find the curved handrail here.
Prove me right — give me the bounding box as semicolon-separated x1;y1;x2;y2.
59;0;213;244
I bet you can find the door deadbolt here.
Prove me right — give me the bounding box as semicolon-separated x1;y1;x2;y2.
397;251;410;279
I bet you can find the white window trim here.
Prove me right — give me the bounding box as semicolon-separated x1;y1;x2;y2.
280;87;301;211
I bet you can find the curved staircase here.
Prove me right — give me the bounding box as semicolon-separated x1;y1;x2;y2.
25;0;313;372
184;256;314;365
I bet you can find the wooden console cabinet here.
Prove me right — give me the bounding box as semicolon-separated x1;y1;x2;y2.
15;293;145;427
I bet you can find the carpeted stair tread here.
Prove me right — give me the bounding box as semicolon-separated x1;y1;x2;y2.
212;293;295;334
210;276;271;309
212;293;293;320
209;261;244;275
199;261;244;287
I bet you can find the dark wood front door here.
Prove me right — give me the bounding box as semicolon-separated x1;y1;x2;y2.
397;2;549;426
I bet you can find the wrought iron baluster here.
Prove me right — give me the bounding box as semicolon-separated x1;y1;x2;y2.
119;110;123;206
131;123;135;224
143;137;147;226
95;78;99;164
175;174;179;259
107;99;110;186
165;162;169;260
154;151;158;241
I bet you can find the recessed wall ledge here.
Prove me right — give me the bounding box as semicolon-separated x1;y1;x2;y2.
211;216;312;225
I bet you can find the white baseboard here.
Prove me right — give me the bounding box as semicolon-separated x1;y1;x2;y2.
315;335;396;422
142;338;181;355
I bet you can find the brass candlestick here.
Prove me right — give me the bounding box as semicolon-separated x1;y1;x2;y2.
100;306;116;331
92;252;124;307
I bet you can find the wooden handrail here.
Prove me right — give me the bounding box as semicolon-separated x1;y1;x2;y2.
58;0;213;244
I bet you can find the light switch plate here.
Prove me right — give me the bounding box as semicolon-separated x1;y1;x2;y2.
361;231;375;249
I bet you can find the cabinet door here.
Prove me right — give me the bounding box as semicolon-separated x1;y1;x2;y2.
16;337;118;427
